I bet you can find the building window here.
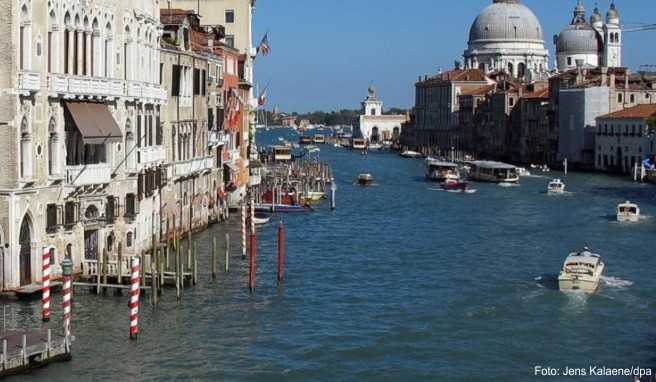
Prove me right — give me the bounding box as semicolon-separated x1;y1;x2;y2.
225;10;235;23
509;98;514;107
46;204;59;233
171;65;181;96
125;193;137;218
567;57;572;66
64;201;78;229
126;231;133;248
225;35;235;48
106;196;116;224
618;93;623;103
630;94;635;103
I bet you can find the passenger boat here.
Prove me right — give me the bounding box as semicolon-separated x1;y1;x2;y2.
299;136;312;145
468;161;519;183
313;134;326;144
272;145;292;162
352;138;367;150
425;159;460;182
357;173;374;186
253;213;271;225
617;201;640;222
368;143;382;151
558;247;605;293
400;150;422;158
441;178;470;192
547;178;565;194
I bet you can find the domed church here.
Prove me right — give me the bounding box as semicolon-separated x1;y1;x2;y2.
554;1;622;71
464;0;550;80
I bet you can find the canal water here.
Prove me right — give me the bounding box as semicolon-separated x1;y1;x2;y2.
8;128;656;381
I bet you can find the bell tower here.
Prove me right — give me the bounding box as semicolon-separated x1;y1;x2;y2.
362;84;383;116
603;1;622;67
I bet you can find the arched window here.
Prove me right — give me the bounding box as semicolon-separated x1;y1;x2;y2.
105;22;113;77
63;12;72;74
19;4;31;70
20;116;32;179
126;231;133;248
48;10;57;73
517;63;526;78
507;62;514;76
123;25;131;80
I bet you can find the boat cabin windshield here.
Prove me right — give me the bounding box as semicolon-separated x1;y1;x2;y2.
274;147;291;156
495;168;517;179
619;206;637;214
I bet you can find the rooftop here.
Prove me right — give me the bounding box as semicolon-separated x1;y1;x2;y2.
598;104;656;120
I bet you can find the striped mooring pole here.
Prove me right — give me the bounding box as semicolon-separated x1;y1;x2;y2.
248;233;256;294
277;222;285;283
41;248;51;322
241;202;246;259
61;257;72;342
129;257;140;340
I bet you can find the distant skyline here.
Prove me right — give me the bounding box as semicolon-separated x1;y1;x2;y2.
251;0;656;113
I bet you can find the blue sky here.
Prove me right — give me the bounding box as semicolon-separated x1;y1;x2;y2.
252;0;656;113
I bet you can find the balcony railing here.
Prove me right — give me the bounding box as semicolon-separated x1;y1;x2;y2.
17;71;41;93
138;146;166;169
48;74;167;102
65;163;112;186
172;156;214;177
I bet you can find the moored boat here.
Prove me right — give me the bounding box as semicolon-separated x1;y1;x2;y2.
367;143;382;151
272;145;292;162
617;201;640;222
547;178;565;194
255;203;313;213
469;161;519;183
299;136;312;145
253;213;271;225
313;134;326;144
425;159;460;182
306;191;325;203
357;173;374;186
558;247;605;293
400;150;422;158
441;178;471;192
352;138;367;150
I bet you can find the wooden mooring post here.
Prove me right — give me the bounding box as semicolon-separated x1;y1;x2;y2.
248;233;257;293
212;237;217;280
278;221;285;283
224;232;230;273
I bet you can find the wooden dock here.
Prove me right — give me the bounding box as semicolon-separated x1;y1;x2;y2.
0;328;71;377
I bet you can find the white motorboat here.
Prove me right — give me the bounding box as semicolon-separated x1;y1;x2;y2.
272;145;292;162
517;167;531;177
547;178;565;194
352;138;367;150
617;201;640;222
425;159;460;182
469;161;519;183
400;150;422;158
253;213;270;225
333;143;342;148
558;247;605;293
313;134;326;144
357;173;374;186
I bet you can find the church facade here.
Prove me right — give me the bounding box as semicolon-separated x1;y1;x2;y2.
355;86;407;144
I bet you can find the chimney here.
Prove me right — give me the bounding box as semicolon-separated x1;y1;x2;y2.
625;69;630;91
601;67;608;86
609;71;616;89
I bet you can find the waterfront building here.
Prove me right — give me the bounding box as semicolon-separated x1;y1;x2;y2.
280;115;297;128
594;104;656;174
554;66;656;167
554;1;623;72
355;85;406;143
408;68;493;153
464;0;549;80
170;0;256;206
0;0;166;289
508;82;554;164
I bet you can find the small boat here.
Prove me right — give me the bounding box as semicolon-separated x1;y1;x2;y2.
400;150;422;158
352;138;367;150
272;145;292;162
517;167;531;177
299;136;312;145
368;143;382;151
558;247;605;293
333;143;342;148
255;203;313;213
547;178;565;194
617;201;640;222
313;134;326;144
277;137;285;142
305;145;320;154
253;213;270;225
306;191;325;203
441;178;471;192
357;173;374;186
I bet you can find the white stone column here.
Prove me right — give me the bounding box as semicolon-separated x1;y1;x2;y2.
92;31;100;76
67;28;75;75
85;31;91;76
76;30;84;76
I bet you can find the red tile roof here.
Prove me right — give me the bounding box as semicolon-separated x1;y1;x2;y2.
598;104;656;119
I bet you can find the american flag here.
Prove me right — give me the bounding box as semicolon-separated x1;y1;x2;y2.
225;89;241;129
257;33;270;56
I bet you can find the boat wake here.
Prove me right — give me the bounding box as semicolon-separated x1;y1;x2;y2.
600;276;633;289
498;182;519;188
428;188;478;194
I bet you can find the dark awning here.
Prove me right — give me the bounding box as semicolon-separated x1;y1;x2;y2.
65;102;122;144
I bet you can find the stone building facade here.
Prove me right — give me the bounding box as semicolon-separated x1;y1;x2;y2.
0;0;167;289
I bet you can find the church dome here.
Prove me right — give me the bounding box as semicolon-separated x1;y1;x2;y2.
556;24;601;55
468;0;544;43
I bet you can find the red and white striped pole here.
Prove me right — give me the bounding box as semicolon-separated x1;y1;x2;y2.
241;202;246;259
61;257;72;342
129;257;140;340
41;248;51;322
248;232;257;293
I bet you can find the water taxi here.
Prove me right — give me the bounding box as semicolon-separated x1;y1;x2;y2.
558;247;605;293
469;161;519;183
313;134;326;144
425;159;460;182
617;201;640;222
400;150;422;158
357;173;374;186
547;179;565;194
272;145;293;162
441;178;471;192
352;138;367;150
306;191;326;203
299;136;313;145
517;167;531;177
